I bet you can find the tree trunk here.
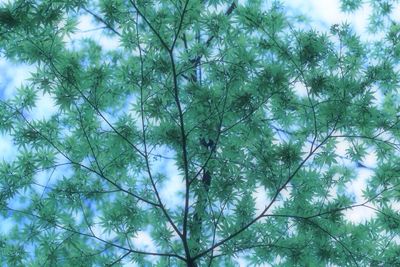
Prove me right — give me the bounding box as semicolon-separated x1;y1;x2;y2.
187;259;198;267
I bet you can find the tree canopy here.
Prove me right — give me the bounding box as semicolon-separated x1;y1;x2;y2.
0;0;400;266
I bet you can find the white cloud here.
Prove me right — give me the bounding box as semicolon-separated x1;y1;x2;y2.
348;168;373;203
30;93;58;120
362;148;377;168
121;260;139;267
344;205;376;224
33;170;53;194
0;216;14;234
252;185;269;214
292;81;308;98
392;201;400;212
285;0;381;42
335;137;351;158
0;58;35;99
65;14;120;51
371;85;384;108
0;133;17;161
344;168;377;223
148;146;185;211
91;214;118;240
158;157;185;211
32;168;66;194
392;235;400;245
131;227;158;263
8;193;30;210
269;187;291;213
132;228;156;250
293;0;344;26
236;257;251;267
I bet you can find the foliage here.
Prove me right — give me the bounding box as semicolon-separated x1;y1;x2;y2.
0;0;400;266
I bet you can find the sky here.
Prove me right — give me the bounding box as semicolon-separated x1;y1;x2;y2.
0;0;397;266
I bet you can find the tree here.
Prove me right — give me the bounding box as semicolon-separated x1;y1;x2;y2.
0;0;400;266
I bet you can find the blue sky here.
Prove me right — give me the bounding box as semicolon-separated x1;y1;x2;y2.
0;0;398;266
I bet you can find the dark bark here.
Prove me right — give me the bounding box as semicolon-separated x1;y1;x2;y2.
187;259;198;267
189;169;212;262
